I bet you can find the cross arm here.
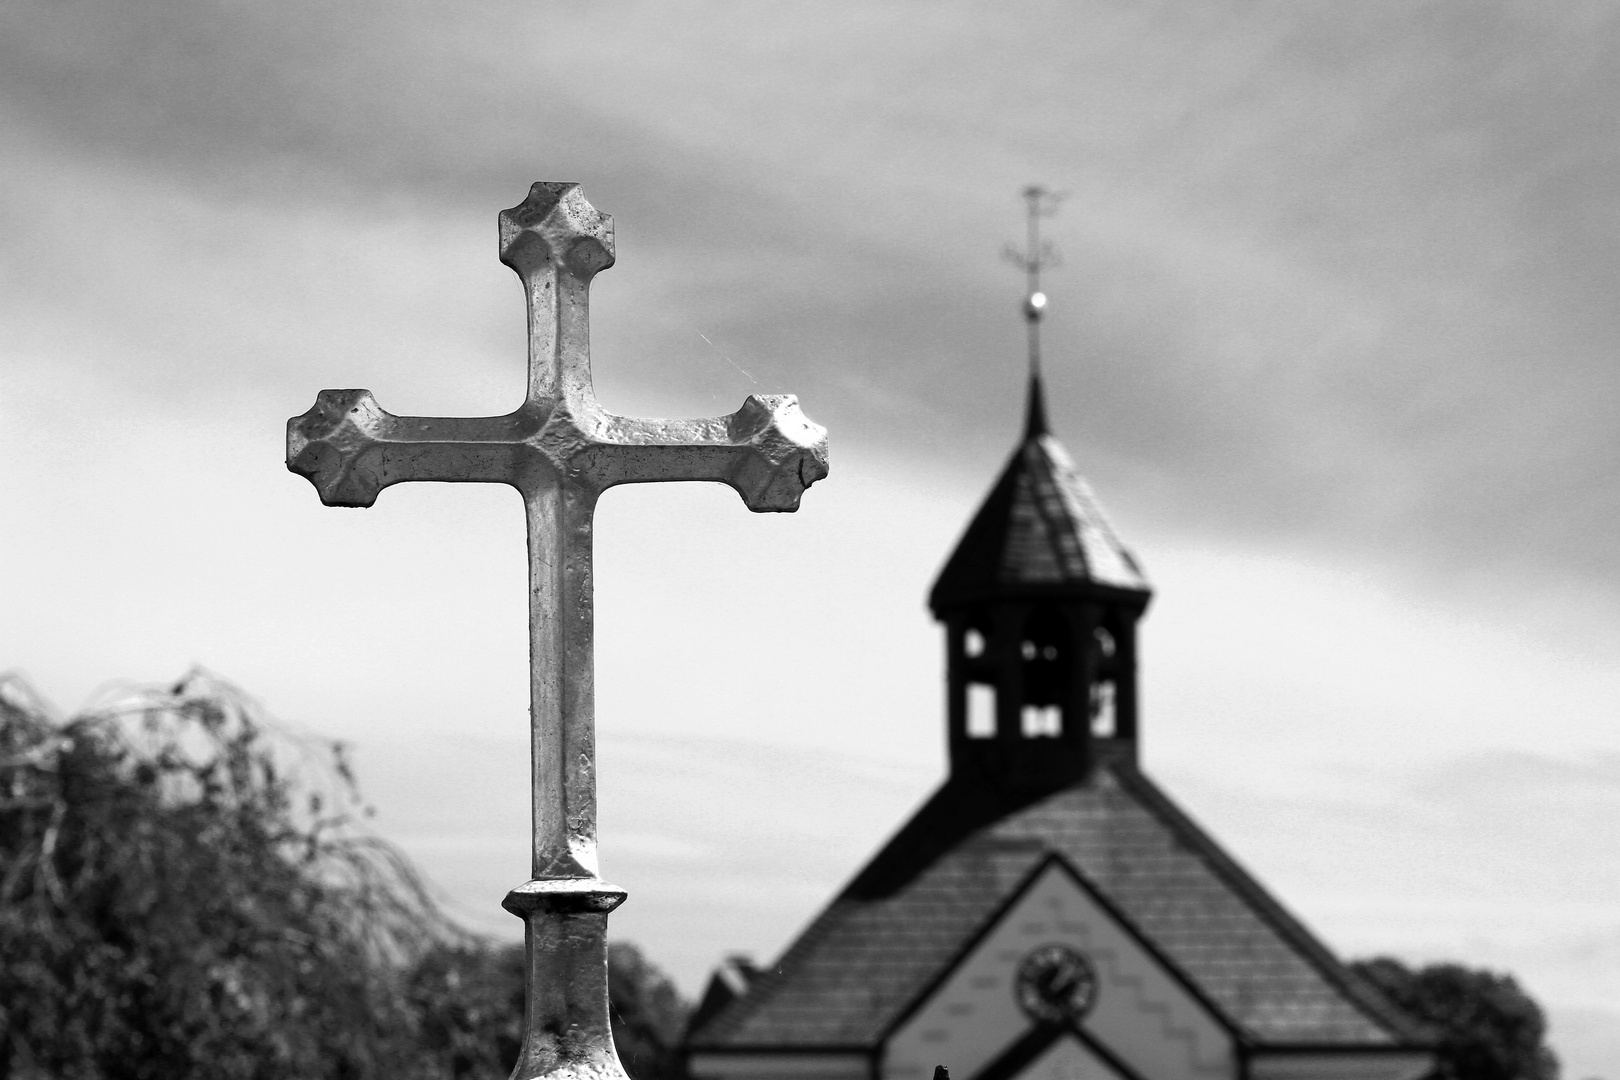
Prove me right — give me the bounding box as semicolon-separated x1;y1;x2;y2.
287;389;540;507
580;393;830;511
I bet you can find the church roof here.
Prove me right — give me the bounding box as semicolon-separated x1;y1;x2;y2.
929;376;1149;613
686;759;1422;1051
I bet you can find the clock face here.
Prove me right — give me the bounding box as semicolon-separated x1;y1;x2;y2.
1014;944;1098;1023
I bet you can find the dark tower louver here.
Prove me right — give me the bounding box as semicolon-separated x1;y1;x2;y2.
928;372;1151;791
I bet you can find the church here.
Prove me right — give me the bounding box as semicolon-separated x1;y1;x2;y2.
681;254;1438;1080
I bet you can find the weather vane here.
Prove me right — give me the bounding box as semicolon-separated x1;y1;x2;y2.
1003;185;1064;376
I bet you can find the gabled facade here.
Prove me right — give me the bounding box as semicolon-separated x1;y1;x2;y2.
685;347;1436;1080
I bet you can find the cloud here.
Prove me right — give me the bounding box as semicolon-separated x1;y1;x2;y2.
6;1;1618;617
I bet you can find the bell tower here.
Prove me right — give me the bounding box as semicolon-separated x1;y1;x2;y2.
928;187;1151;792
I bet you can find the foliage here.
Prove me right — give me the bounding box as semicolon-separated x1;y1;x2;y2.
0;669;691;1080
606;941;692;1080
0;669;462;1079
406;943;525;1079
1350;957;1559;1080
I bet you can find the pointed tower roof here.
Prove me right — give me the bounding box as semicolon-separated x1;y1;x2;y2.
929;373;1149;614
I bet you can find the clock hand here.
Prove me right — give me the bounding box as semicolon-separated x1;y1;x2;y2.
1049;970;1081;996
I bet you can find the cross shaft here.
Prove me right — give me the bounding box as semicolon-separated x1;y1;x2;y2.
287;182;828;1080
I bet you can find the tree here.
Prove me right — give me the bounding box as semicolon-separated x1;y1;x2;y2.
0;669;691;1080
0;669;461;1079
608;941;691;1080
406;943;525;1079
1350;957;1559;1080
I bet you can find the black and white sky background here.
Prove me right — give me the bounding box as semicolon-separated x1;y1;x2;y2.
2;3;1617;1072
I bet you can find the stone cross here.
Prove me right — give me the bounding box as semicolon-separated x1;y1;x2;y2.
287;183;829;1080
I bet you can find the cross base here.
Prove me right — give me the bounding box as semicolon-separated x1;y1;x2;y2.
503;880;631;1080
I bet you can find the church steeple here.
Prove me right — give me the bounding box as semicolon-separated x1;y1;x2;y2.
687;193;1434;1073
928;189;1151;791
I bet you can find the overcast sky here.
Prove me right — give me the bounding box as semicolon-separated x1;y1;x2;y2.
3;3;1617;1073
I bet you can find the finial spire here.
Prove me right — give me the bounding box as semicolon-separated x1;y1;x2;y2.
1004;185;1063;439
1024;364;1049;438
